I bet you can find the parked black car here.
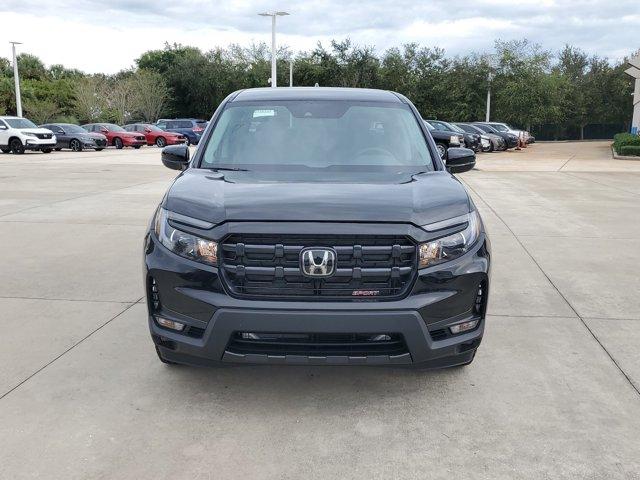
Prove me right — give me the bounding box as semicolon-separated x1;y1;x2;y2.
423;121;462;158
427;119;481;152
455;123;506;152
40;123;108;151
472;123;518;149
145;87;490;369
156;118;208;146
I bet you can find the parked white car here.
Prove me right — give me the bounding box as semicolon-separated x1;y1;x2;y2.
483;122;530;143
0;116;57;154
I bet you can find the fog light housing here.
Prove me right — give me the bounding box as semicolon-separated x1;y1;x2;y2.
155;316;185;331
449;319;479;335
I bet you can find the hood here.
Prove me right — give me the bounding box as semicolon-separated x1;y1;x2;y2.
21;128;55;135
164;169;471;227
87;132;107;140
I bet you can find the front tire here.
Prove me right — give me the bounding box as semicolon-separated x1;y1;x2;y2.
155;136;166;147
42;148;52;154
1;148;10;154
54;147;62;151
70;139;82;152
114;137;124;149
95;148;104;151
10;138;24;154
133;145;141;149
435;142;446;159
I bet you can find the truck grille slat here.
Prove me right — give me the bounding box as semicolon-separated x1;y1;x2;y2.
227;332;409;356
220;234;417;300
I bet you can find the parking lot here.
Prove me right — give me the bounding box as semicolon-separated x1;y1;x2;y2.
1;141;639;479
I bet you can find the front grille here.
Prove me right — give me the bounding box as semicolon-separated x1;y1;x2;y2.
94;139;107;147
227;332;408;357
35;133;52;139
220;234;417;300
136;136;145;141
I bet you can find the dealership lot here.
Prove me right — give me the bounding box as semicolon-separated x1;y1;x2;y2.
1;142;639;479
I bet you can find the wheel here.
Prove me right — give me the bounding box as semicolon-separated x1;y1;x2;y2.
114;138;124;149
183;136;191;146
155;346;177;365
9;138;24;154
69;139;82;152
133;145;141;149
155;136;167;147
54;147;62;151
435;142;446;159
42;148;52;154
95;148;104;151
1;148;10;154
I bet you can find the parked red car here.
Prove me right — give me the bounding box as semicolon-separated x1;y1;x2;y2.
81;123;146;149
124;123;186;147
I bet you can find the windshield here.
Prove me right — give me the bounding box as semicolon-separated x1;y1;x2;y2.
429;121;452;132
6;118;37;129
447;123;465;134
104;124;125;132
62;124;88;134
491;124;509;132
200;101;434;173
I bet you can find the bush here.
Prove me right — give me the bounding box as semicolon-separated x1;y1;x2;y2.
619;145;640;156
613;132;640;152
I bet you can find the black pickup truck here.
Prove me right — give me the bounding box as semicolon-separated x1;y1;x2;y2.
144;87;491;369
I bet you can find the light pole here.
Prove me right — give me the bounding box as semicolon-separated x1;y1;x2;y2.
10;41;22;117
485;72;492;122
258;11;289;87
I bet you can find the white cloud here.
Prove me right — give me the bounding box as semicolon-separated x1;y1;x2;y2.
0;0;638;73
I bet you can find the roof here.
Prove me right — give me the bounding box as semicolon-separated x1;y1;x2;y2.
232;87;403;103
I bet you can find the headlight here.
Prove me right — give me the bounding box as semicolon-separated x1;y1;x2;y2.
154;207;218;266
449;135;459;145
418;211;481;268
22;131;37;137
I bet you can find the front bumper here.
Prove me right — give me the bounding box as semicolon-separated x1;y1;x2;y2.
24;138;56;150
144;224;490;368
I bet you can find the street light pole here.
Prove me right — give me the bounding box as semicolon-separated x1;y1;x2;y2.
485;75;491;122
258;11;289;88
10;41;22;117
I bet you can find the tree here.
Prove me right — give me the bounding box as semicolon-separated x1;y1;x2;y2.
105;74;136;124
74;77;107;123
130;69;170;121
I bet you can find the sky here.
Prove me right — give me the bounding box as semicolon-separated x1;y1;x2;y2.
1;0;639;74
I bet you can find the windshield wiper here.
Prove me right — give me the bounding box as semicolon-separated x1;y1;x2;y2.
207;167;251;172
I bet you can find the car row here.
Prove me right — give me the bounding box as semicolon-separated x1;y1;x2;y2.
423;119;534;158
0;115;210;154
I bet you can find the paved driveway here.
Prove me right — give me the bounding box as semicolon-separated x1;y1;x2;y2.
1;142;639;479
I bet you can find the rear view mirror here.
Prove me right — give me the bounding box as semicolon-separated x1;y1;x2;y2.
161;144;190;171
446;147;476;174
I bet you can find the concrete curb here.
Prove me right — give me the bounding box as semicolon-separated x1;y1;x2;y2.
611;146;640;161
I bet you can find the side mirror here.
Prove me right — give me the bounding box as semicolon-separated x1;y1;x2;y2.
100;128;108;133
144;128;151;133
0;125;7;130
445;147;476;174
58;129;65;135
161;144;190;171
